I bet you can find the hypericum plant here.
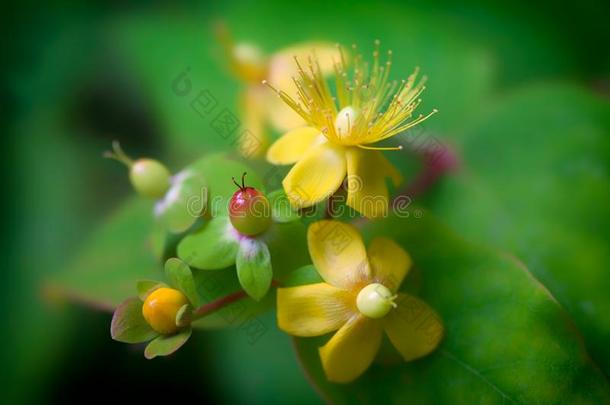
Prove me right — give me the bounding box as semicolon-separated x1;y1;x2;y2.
177;173;300;300
111;258;201;359
103;40;444;386
48;32;610;402
104;141;207;233
264;42;437;218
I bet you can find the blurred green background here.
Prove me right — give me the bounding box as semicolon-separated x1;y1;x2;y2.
3;0;609;403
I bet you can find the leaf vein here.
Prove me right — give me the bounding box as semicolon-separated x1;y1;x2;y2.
440;349;519;404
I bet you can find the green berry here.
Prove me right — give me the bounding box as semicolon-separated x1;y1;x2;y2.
104;141;171;199
129;159;171;198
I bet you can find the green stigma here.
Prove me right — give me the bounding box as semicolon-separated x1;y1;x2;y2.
356;283;397;319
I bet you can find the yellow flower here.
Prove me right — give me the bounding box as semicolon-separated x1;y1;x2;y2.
216;23;340;158
277;220;444;383
265;42;437;218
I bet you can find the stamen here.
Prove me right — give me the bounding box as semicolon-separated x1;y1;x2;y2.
261;44;434;146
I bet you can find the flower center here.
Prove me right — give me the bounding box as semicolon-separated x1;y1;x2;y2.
356;283;397;319
334;106;360;140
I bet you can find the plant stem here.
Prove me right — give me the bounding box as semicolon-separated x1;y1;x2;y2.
192;280;280;319
193;289;248;319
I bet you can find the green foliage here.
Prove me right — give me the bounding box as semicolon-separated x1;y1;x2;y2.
293;213;610;403
282;265;323;287
263;221;311;282
110;297;157;344
268;190;300;223
136;280;166;301
428;84;610;374
155;170;207;234
177;216;240;270
144;328;192;360
25;2;610;400
236;239;273;301
51;198;159;308
190;267;274;329
197;312;321;404
164;258;201;307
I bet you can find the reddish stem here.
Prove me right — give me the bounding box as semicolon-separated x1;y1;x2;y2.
194;289;247;318
193;279;280;318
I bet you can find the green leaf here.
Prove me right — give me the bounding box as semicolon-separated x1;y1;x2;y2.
195;312;320;404
428;84;610;374
110;297;157;344
164;258;200;306
177;216;239;270
190;153;263;217
264;221;310;282
144;327;192;359
268;189;300;223
136;280;166;301
155;170;207;234
282;265;322;287
191;267;274;329
50;198;160;309
293;213;610;403
236;239;273;301
188;220;309;328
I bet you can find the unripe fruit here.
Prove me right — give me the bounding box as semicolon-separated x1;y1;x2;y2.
104;141;171;199
229;173;272;236
129;159;171;198
356;283;397;319
142;288;189;335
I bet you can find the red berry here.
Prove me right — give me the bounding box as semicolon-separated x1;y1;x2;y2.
229;173;271;236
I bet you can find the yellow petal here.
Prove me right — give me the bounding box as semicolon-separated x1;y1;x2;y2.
308;220;370;290
384;293;444;361
345;148;403;218
277;283;355;337
266;42;342;132
266;126;324;165
319;315;382;383
368;237;412;291
239;86;268;158
283;142;346;208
